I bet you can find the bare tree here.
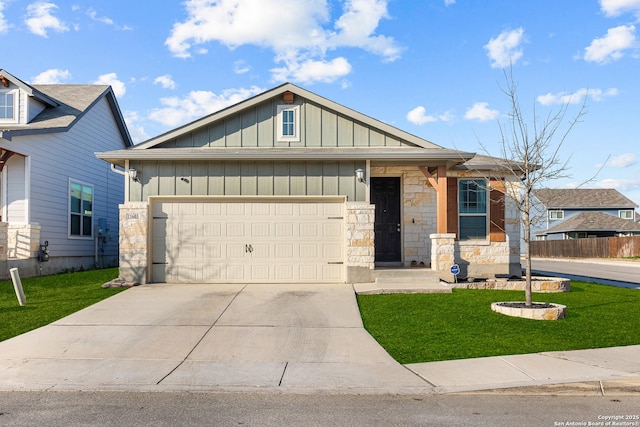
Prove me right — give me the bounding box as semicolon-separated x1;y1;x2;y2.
488;69;588;307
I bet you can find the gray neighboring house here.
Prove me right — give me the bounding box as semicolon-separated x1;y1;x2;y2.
532;188;640;240
97;83;523;284
0;69;132;278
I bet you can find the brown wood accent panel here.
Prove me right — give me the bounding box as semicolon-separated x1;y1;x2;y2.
490;178;506;242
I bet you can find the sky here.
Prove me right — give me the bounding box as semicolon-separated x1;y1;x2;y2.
2;0;640;207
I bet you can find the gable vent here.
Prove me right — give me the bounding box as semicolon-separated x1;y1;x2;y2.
282;91;294;104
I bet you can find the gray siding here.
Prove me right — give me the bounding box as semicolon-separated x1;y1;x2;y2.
152;97;419;149
1;97;126;259
129;160;367;202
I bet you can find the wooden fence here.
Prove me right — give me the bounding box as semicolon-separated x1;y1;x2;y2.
530;236;640;259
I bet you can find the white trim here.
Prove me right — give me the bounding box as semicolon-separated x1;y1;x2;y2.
0;89;18;124
276;104;300;142
24;156;31;223
68;178;94;240
548;210;564;220
458;178;489;241
619;209;633;220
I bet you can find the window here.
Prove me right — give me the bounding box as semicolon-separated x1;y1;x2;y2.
619;210;634;220
69;180;93;238
549;210;564;220
459;179;487;240
277;104;300;142
0;91;15;121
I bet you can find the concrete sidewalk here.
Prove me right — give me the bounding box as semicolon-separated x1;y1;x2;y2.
0;282;638;395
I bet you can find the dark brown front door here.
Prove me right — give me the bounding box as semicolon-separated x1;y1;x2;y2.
371;177;401;263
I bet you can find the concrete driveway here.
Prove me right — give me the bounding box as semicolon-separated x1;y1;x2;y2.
0;283;433;393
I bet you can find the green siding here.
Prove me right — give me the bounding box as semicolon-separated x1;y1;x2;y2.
128;160;367;202
321;109;337;147
151;96;418;149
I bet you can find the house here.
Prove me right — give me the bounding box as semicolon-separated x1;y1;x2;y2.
532;188;640;240
0;69;132;278
96;83;522;284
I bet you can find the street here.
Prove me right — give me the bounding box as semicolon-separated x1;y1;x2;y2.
529;258;640;289
1;391;639;427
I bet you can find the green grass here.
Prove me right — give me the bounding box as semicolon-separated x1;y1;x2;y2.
0;268;126;342
357;281;640;364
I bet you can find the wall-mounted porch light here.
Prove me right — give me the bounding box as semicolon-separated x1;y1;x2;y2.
355;168;365;183
128;168;139;182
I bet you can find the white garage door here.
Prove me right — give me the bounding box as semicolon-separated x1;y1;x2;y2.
151;198;345;283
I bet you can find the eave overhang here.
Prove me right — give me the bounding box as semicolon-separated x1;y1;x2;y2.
96;147;476;168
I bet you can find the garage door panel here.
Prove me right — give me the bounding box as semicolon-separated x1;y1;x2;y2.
250;265;270;280
226;265;245;280
152;199;345;283
226;244;245;259
274;265;294;280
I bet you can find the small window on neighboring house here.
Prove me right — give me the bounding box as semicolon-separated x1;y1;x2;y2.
458;179;488;240
277;104;300;142
619;210;633;220
0;91;15;121
549;210;564;220
69;180;93;238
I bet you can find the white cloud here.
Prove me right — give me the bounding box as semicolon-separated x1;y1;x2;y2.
24;2;69;37
31;68;71;84
484;28;525;68
599;0;640;18
595;177;640;192
123;111;150;144
154;74;176;90
407;106;453;125
0;1;10;34
165;0;402;83
464;102;499;121
93;73;126;97
607;153;638;168
536;87;618;105
233;60;250;74
148;86;265;128
584;25;636;64
86;7;132;30
87;8;113;25
445;0;456;5
271;57;352;84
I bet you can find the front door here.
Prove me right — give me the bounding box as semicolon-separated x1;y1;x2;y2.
371;177;401;263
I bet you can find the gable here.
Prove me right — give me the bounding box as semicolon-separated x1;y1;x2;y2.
145;90;434;151
135;83;444;151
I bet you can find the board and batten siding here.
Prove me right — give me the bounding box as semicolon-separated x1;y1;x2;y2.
128;160;367;202
1;96;126;258
153;97;408;149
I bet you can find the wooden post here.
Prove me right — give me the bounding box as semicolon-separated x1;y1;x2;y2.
420;165;449;234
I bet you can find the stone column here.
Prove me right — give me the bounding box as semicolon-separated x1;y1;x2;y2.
430;233;456;282
118;202;149;284
346;202;375;283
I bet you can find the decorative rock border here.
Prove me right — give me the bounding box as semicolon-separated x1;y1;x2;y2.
453;276;570;293
491;302;567;320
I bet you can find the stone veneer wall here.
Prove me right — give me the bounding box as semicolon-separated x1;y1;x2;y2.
7;224;41;259
370;166;437;267
118;202;149;284
345;202;375;283
430;179;522;281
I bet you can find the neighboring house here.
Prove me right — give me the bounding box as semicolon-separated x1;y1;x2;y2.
96;83;522;284
0;69;132;278
532;188;640;240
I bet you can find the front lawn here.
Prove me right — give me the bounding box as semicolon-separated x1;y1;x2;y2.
0;268;125;342
357;281;640;364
